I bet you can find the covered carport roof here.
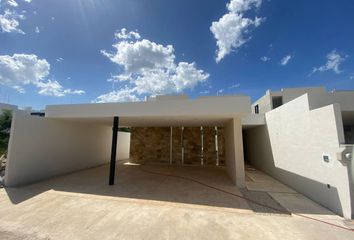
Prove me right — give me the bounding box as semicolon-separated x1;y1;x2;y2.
44;94;266;127
45;95;251;122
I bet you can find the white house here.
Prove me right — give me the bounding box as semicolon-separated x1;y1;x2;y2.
3;87;354;219
247;87;354;219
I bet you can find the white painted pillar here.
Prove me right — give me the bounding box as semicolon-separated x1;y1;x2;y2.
215;126;219;166
224;117;245;187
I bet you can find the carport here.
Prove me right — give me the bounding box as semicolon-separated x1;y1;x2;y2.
5;95;251;188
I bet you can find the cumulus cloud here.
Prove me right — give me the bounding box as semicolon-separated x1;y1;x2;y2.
7;0;18;7
115;28;141;40
280;54;293;66
94;86;139;103
210;0;265;62
260;56;270;62
36;80;85;97
0;54;84;97
0;9;25;34
95;28;209;103
312;50;347;74
35;26;39;33
101;37;175;74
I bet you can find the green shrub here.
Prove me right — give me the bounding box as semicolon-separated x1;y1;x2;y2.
0;110;12;156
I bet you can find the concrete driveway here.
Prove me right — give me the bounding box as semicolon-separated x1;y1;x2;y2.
0;162;353;240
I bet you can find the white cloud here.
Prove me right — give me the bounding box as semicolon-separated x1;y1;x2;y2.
115;28;141;40
51;16;55;21
0;54;49;88
35;26;39;33
210;0;265;62
0;53;84;97
23;0;32;2
280;54;292;66
107;74;132;82
312;50;347;74
0;9;25;34
229;83;240;89
172;62;209;92
94;86;139;103
96;28;209;103
56;57;64;62
101;38;175;74
7;0;18;7
260;56;270;62
36;80;85;97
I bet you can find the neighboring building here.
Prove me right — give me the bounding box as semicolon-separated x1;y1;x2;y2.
0;103;18;112
0;103;44;116
3;87;354;219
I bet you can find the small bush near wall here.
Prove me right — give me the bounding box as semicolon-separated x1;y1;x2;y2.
0;110;12;156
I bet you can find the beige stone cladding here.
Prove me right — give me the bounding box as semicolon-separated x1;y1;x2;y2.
130;127;224;165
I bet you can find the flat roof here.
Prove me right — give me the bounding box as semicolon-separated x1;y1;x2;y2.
44;95;252;127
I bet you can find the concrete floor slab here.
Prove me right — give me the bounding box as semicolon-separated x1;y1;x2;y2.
0;162;353;240
245;165;297;193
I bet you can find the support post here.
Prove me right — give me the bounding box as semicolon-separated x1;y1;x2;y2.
170;126;173;164
181;126;184;165
109;116;119;185
215;126;219;166
200;126;204;166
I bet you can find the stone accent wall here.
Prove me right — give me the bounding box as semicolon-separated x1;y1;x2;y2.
130;127;170;164
130;127;225;165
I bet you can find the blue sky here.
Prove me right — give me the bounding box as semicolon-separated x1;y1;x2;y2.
0;0;354;110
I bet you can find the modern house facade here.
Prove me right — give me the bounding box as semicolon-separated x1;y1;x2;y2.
3;87;354;219
248;87;354;219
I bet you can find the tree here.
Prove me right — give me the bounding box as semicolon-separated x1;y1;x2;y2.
0;110;12;156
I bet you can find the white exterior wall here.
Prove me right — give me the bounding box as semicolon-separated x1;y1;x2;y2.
244;94;352;218
224;117;245;187
252;87;327;114
118;131;130;160
308;91;354;111
252;91;272;114
252;87;354;115
274;87;326;104
45;95;251;119
5;111;130;187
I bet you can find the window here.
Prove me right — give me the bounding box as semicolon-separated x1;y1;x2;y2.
254;105;259;114
344;126;354;144
272;96;283;109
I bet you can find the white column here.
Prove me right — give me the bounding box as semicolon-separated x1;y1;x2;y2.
215;126;219;166
224;118;245;187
